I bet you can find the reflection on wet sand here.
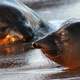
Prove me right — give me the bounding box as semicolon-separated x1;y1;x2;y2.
0;42;33;68
0;47;80;79
0;46;58;68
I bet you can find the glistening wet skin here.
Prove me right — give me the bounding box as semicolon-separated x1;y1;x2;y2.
33;19;80;70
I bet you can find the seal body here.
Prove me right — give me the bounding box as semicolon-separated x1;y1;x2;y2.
33;19;80;69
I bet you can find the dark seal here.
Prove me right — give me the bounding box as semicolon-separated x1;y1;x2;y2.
33;19;80;69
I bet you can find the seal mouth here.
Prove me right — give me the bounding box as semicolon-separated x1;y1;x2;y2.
32;42;42;49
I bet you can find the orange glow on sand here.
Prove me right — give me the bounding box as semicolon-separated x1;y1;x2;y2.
0;34;17;45
0;33;24;55
0;33;24;46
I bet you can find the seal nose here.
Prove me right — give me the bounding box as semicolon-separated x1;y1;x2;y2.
32;42;38;48
32;36;47;49
32;41;42;48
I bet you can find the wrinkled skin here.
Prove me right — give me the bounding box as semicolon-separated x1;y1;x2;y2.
33;20;80;70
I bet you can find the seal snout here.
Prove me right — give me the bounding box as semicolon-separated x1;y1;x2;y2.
32;41;42;49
